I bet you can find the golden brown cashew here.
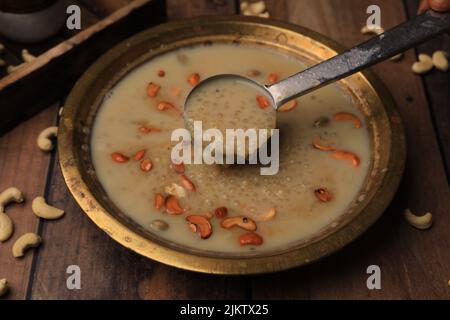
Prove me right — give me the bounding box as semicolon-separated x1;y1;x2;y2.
0;213;14;242
32;197;64;220
37;126;58;151
0;59;5;67
0;187;24;212
12;233;42;258
0;279;9;297
403;208;433;230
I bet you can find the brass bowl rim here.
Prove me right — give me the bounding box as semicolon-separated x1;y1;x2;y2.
58;15;406;275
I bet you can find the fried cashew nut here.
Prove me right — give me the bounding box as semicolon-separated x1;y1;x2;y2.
12;233;42;258
403;208;433;230
32;197;65;220
37;126;58;151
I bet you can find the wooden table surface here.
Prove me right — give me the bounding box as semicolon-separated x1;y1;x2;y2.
1;0;449;300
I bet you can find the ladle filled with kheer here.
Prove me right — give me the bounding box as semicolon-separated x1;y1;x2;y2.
185;10;450;156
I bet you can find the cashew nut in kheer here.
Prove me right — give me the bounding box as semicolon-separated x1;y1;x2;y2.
32;196;64;220
0;187;24;212
432;50;449;72
0;187;24;242
0;279;9;297
403;208;433;230
37;126;58;151
12;233;42;258
412;54;434;74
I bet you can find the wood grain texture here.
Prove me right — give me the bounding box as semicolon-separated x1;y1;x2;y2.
249;0;450;299
29;0;249;300
0;105;57;300
1;0;449;300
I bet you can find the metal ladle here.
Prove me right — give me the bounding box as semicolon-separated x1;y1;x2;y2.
185;10;450;112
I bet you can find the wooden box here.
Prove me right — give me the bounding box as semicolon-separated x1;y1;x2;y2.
0;0;166;135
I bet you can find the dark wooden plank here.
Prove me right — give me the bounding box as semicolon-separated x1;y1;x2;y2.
405;0;450;182
249;0;450;299
29;0;249;300
0;105;57;300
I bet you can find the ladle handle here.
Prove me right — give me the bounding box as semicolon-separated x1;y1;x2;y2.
267;10;450;108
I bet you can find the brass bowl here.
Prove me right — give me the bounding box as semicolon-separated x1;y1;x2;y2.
58;16;406;274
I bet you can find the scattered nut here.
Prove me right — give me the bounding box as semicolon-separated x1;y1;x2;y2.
186;215;212;239
157;101;182;115
146;82;160;97
139;126;161;134
314;188;333;202
403;208;433;230
221;216;257;231
133;149;146;161
150;219;169;231
257;207;276;222
21;49;36;63
154;193;165;210
111;152;129;163
0;279;9;297
0;213;14;242
214;207;228;218
0;43;4;52
12;233;42;258
412;54;434;74
313;116;330;128
432;50;449;72
165;183;187;198
0;187;25;212
0;59;5;67
31;196;64;220
239;232;263;246
330;150;360;167
361;25;384;35
249;0;266;14
333;112;362;128
165;195;184;215
37;126;58;151
278;99;298;112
